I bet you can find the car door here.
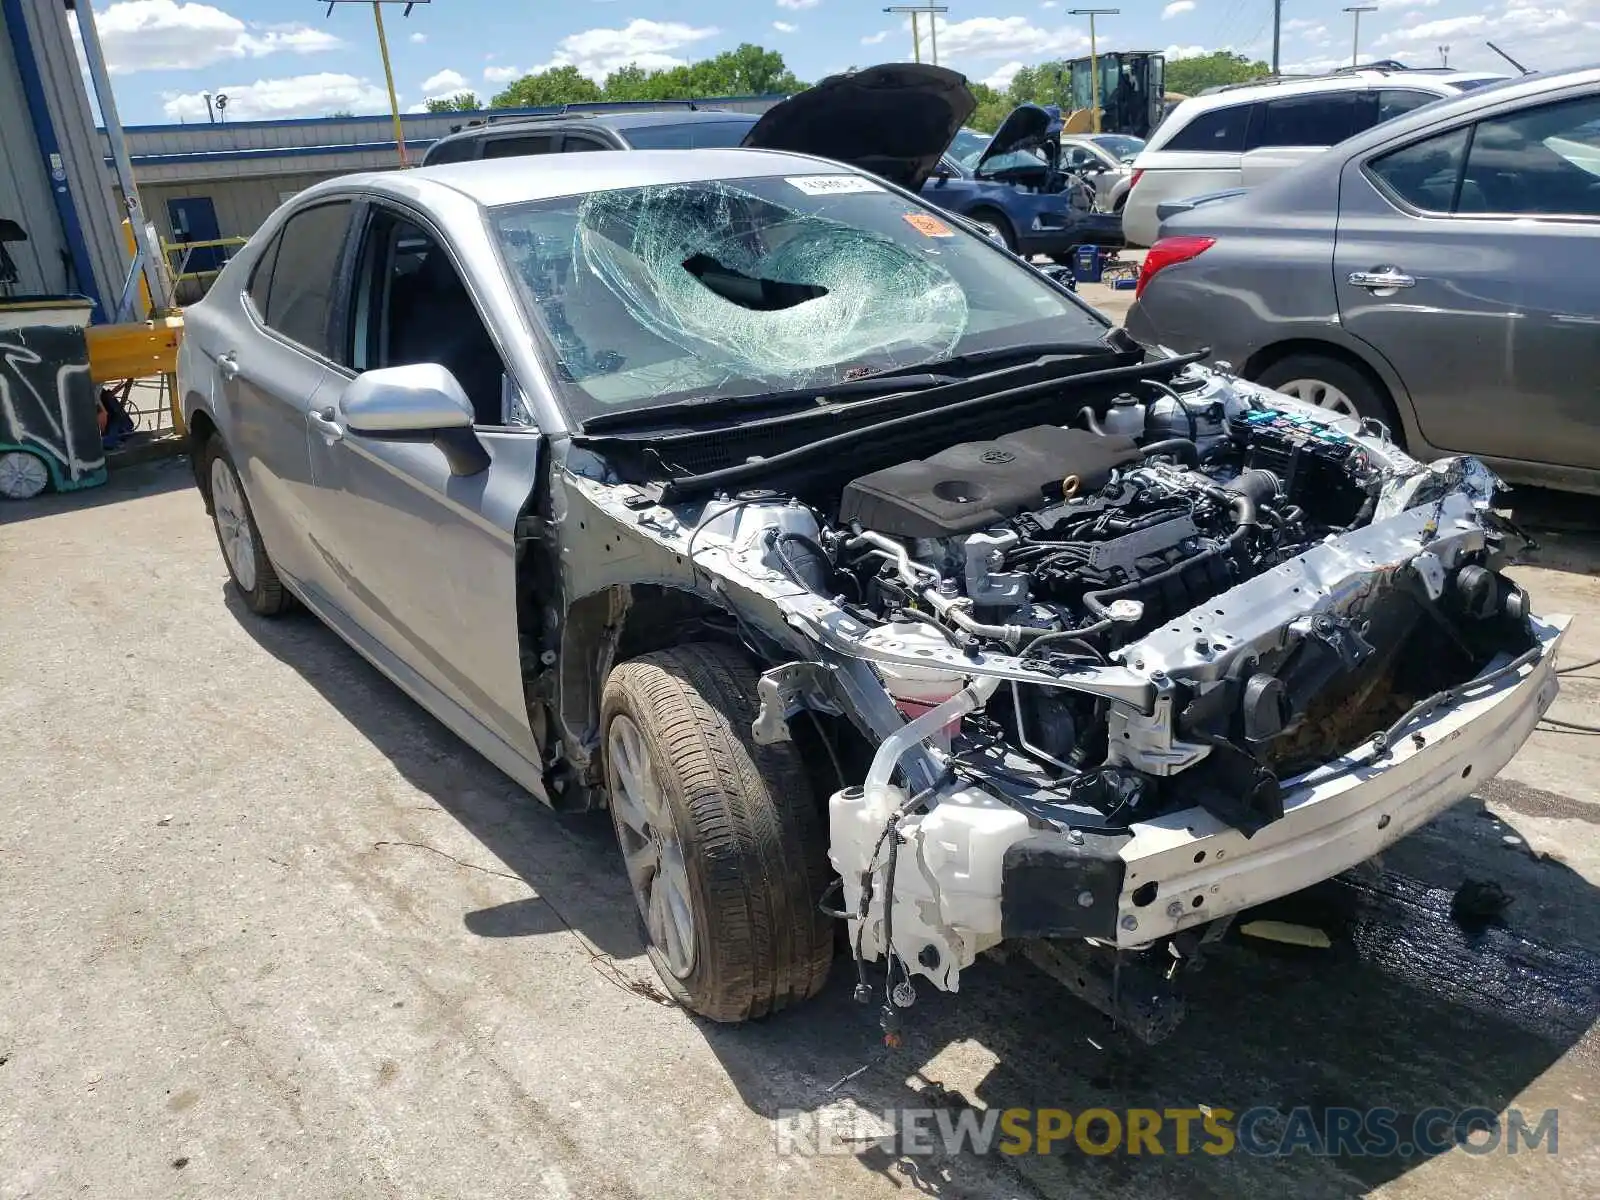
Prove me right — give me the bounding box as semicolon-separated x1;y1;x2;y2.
1334;90;1600;469
300;200;543;764
221;199;358;589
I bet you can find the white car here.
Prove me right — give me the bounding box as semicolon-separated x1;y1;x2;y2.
1122;67;1504;246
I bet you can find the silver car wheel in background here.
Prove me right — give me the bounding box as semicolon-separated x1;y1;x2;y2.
1275;378;1359;418
0;450;49;500
209;457;258;594
606;714;697;978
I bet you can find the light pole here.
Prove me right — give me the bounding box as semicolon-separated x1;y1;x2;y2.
323;1;430;166
883;4;949;65
1343;6;1376;69
1068;9;1119;133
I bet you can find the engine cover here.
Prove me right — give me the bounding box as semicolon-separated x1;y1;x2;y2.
840;426;1142;538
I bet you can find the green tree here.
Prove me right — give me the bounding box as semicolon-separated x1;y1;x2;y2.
968;81;1010;133
425;91;481;113
490;64;603;108
1164;51;1271;96
327;108;356;118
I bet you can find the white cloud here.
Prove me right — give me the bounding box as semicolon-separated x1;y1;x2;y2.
1162;1;1196;18
483;64;521;83
161;72;388;120
984;61;1025;89
773;21;798;34
420;68;467;94
532;19;720;81
409;31;427;44
776;0;819;8
89;0;340;74
1374;0;1439;8
861;30;890;45
1041;1;1059;8
1376;0;1600;67
928;16;1087;61
1164;43;1206;60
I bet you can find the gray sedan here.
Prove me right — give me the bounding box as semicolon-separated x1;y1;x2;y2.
1126;66;1600;495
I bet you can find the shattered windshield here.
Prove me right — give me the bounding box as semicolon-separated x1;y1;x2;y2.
491;175;1102;420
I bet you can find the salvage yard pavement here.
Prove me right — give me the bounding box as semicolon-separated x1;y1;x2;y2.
1;459;1597;1199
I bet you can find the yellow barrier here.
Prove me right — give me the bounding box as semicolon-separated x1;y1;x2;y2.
84;315;187;436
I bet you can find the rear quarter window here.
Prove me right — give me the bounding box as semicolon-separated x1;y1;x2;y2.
1162;103;1252;153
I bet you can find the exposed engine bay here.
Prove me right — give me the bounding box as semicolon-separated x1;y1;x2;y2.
568;362;1565;1042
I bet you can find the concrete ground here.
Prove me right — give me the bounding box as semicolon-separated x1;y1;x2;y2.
2;459;1597;1200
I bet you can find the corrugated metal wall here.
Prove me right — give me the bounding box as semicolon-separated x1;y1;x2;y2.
0;3;73;295
136;171;350;244
15;0;128;310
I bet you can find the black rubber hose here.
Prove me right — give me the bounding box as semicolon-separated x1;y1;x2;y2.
1141;436;1200;467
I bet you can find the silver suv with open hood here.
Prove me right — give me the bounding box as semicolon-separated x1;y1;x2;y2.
177;144;1565;1038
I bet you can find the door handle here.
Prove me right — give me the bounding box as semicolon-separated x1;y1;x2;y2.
1348;268;1415;291
308;406;343;442
216;351;240;380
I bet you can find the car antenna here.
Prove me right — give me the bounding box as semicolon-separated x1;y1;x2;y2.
1485;41;1532;75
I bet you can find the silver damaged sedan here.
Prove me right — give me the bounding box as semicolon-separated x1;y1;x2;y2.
178;148;1567;1039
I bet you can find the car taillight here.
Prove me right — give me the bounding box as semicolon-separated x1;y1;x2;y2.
1136;235;1215;298
1127;167;1144;192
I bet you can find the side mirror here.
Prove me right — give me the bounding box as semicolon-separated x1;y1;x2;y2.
934;168;950;185
341;363;489;476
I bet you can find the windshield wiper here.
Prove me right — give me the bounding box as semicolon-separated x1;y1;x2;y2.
580;335;1136;435
579;372;959;434
857;336;1129;383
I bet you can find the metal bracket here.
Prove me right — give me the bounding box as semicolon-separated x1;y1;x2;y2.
753;661;843;745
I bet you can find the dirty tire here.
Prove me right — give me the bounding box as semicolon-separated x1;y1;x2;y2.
601;643;833;1022
200;434;290;616
968;208;1017;252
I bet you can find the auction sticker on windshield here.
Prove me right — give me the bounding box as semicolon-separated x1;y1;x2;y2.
902;213;954;238
785;175;882;195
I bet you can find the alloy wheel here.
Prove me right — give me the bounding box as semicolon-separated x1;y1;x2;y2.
606;714;697;978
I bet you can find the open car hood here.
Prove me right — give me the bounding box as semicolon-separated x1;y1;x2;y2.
974;102;1061;175
741;63;977;191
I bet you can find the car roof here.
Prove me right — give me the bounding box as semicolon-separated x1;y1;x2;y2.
320;147;856;209
428;108;759;154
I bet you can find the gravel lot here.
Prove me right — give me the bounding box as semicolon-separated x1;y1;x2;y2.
2;458;1597;1199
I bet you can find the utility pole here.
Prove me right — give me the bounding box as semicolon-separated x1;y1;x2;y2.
1272;0;1282;74
323;1;430;167
883;4;949;65
1438;44;1450;67
1343;6;1376;68
1069;9;1119;133
202;92;216;123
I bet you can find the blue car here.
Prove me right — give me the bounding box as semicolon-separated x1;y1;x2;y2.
742;67;1123;259
422;65;1122;260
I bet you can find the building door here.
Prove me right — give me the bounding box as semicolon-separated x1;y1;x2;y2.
166;196;223;272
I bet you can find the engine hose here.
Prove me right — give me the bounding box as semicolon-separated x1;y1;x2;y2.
1140;437;1200;467
1078;405;1108;436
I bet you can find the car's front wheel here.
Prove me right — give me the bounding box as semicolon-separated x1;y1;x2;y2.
600;643;833;1022
967;209;1016;252
1256;353;1404;443
200;434;290;615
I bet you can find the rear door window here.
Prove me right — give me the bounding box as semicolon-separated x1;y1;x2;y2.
482;133;558;159
619;119;758;149
1162;103;1252;152
257;201;353;358
1250;92;1365;148
1375;89;1443;124
1458;95;1600;216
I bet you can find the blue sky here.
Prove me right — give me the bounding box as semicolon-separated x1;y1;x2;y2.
85;0;1600;124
